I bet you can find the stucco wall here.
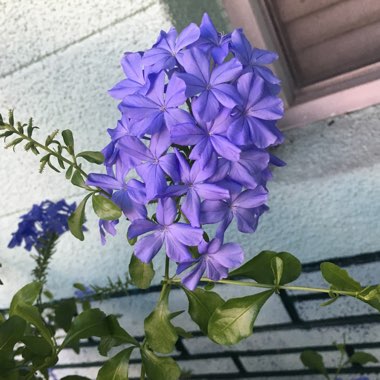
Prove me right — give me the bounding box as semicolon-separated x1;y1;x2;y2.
1;1;379;378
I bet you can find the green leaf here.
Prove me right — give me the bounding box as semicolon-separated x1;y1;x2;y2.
17;122;24;134
129;255;155;290
9;282;42;313
5;137;23;150
97;347;134;380
77;151;104;164
0;316;26;354
8;110;14;127
21;336;52;357
11;303;53;350
61;377;92;380
204;282;215;291
61;308;111;350
349;351;378;365
98;315;138;356
0;131;14;139
45;129;59;146
62;129;74;149
54;298;77;332
175;326;192;339
300;350;327;376
183;287;224;335
27;119;35;137
8;283;54;350
144;286;178;354
0;369;20;380
320;296;339;307
208;290;273;345
92;195;122;221
141;349;181;380
320;262;362;292
73;283;87;291
229;251;275;281
71;169;87;189
65;165;74;180
229;251;301;285
68;194;91;241
169;310;184;320
270;252;302;285
271;256;283;286
359;285;380;312
359;285;380;301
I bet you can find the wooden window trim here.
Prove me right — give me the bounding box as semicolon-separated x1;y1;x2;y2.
223;0;380;130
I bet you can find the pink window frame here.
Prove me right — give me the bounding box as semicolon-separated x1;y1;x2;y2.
223;0;380;130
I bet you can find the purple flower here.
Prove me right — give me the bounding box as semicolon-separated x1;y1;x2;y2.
102;115;140;172
86;173;146;221
74;286;95;299
9;200;76;251
195;13;231;64
231;29;280;84
201;183;268;235
121;71;192;136
177;48;242;121
108;52;151;100
48;369;59;380
127;198;203;263
99;219;118;245
171;108;241;167
164;150;229;227
143;24;200;71
225;146;271;188
119;128;179;200
228;72;284;148
178;238;244;290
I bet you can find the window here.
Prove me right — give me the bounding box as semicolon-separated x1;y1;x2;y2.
223;0;380;129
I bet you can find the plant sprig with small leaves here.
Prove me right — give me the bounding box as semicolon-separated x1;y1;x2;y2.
301;340;378;379
0;110;122;241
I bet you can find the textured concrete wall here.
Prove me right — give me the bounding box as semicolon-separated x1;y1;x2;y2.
1;1;380;378
0;0;229;303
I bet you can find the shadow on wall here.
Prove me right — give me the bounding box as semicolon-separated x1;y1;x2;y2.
161;0;230;32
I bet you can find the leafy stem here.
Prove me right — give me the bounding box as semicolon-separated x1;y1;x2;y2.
1;121;89;178
168;277;362;298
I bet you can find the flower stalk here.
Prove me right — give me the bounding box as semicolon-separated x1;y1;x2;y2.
169;278;364;298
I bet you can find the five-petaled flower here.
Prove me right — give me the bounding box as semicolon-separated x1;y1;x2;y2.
177;238;244;290
127;198;203;263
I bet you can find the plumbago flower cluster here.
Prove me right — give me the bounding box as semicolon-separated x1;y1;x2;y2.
8;199;76;287
88;13;285;290
1;13;380;380
300;343;378;380
9;199;75;251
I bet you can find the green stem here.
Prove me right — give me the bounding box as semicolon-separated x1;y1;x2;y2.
25;362;47;380
140;364;146;380
5;124;88;178
165;256;170;279
169;278;360;298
